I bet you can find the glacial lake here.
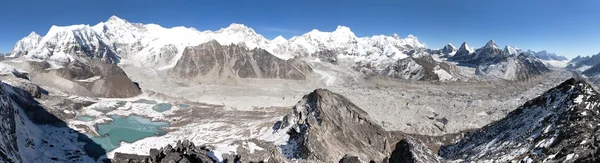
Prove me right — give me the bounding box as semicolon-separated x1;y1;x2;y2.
75;115;95;122
90;115;169;151
177;103;191;109
133;99;158;104
152;103;172;112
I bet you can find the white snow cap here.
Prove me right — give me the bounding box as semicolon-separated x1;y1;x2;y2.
10;15;428;68
483;40;499;49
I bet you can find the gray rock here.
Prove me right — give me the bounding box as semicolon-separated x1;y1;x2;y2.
339;155;361;163
277;89;391;162
440;78;600;162
388;136;445;163
169;40;312;82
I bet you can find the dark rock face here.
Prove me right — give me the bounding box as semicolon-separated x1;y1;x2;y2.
33;60;141;98
388;136;445;163
170;40;312;81
440;78;600;162
338;154;362;163
471;40;506;63
0;80;106;162
113;140;215;163
450;42;474;62
440;44;456;56
112;139;287;163
313;50;338;64
0;82;21;162
275;89;391;162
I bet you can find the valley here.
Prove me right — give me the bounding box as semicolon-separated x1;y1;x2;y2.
0;14;598;163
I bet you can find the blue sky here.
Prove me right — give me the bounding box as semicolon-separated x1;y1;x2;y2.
1;0;599;58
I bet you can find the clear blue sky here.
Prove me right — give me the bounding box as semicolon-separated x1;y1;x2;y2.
1;0;599;58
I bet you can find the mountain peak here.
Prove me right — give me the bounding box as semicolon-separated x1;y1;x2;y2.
272;35;287;43
483;40;498;49
27;31;40;38
503;45;521;55
334;25;351;33
107;15;127;23
459;42;474;53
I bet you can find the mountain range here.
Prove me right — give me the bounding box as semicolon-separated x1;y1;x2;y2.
7;15;569;82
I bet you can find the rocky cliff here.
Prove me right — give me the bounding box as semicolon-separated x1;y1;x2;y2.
273;89;391;162
170;40;312;83
441;78;600;162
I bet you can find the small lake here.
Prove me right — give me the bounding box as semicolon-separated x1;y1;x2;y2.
90;115;169;151
91;101;128;113
133;99;158;104
75;115;95;122
152;103;172;112
177;103;191;109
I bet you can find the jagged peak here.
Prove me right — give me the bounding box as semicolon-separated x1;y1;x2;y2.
458;42;472;51
27;31;41;38
483;40;498;49
445;43;456;49
406;34;417;39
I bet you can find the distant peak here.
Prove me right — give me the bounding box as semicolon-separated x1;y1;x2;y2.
27;31;40;38
406;34;416;39
107;15;127;23
273;35;287;42
334;25;351;32
227;23;249;29
483;40;498;49
459;42;474;53
392;33;400;39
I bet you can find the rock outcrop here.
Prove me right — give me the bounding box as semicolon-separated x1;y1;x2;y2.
440;78;600;162
273;89;391;162
0;80;105;162
26;59;141;98
170;40;312;83
475;54;550;81
381;55;456;81
388;136;445;163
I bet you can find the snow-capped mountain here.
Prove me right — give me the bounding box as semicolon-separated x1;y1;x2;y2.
501;46;568;68
441;78;600;162
450;42;475;62
447;40;550;80
10;16;426;70
441;43;457;56
568;52;600;72
9;32;42;58
503;45;522;55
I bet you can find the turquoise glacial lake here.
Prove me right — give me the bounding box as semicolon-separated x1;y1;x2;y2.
75;115;95;122
90;115;169;151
